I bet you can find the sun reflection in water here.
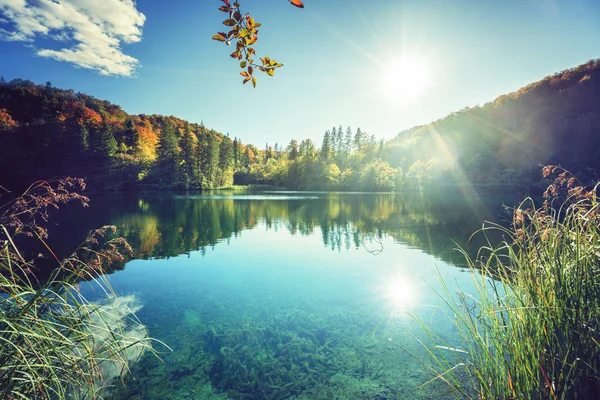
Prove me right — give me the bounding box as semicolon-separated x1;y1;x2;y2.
383;275;421;313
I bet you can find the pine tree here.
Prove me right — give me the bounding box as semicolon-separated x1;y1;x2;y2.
194;127;204;185
97;123;117;159
180;123;196;187
354;127;363;152
219;136;234;170
320;130;331;161
124;119;139;152
330;127;337;154
233;137;239;167
200;132;220;188
345;126;352;156
157;121;179;184
336;125;343;158
287;139;299;161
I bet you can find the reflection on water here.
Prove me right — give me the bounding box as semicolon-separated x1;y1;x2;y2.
56;190;515;399
49;190;514;270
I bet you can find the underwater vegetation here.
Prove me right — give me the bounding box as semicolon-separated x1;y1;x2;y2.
111;295;457;400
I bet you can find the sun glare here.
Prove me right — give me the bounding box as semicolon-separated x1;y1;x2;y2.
383;275;420;311
380;56;433;104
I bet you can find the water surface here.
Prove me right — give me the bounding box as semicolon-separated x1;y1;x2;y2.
65;190;513;399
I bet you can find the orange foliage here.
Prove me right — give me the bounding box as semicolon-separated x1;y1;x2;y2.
83;107;102;126
246;147;256;163
0;108;17;129
137;120;159;161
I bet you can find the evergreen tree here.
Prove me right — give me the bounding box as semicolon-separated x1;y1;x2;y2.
330;127;337;154
354;127;363;152
97;123;117;159
219;136;234;170
242;146;251;167
124;119;139;151
287;139;299;161
200;132;220;187
336;125;343;157
157;121;179;184
320;130;331;161
80;125;89;153
265;142;273;161
233;137;239;167
345;126;352;156
194;128;204;185
180;123;196;187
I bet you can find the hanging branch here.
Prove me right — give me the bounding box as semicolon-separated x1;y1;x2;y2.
213;0;305;87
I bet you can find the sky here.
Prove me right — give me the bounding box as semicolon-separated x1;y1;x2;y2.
0;0;599;148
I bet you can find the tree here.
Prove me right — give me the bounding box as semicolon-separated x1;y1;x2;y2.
233;137;239;167
345;126;353;156
200;131;220;188
336;125;343;158
219;136;234;170
330;126;337;154
180;123;196;187
97;123;117;159
354;127;364;152
124;119;139;151
157;121;179;184
320;130;331;161
287;139;299;161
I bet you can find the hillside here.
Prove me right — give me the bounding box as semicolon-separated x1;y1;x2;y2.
0;79;256;192
383;59;600;188
1;59;599;193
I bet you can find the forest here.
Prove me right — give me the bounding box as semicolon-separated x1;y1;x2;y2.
1;59;600;193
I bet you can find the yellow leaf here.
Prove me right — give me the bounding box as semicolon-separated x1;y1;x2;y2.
212;34;226;42
252;77;257;88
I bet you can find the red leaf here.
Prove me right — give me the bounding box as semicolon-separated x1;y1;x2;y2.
289;0;304;8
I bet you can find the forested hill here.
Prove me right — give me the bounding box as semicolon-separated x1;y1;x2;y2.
383;59;600;188
0;78;255;192
1;59;599;193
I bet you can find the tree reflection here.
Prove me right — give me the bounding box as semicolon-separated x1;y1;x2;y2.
60;190;513;272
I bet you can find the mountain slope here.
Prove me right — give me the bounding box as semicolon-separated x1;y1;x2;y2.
384;59;600;187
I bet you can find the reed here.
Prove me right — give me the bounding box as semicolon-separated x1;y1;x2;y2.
418;166;600;399
0;179;157;399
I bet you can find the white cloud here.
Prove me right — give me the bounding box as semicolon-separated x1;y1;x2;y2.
0;0;146;77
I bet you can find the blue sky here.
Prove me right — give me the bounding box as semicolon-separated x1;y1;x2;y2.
1;0;599;147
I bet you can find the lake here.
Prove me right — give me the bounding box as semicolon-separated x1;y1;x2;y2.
55;190;515;399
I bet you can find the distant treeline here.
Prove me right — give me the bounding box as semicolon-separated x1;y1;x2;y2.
1;58;600;192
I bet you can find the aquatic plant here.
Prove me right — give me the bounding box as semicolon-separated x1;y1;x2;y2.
0;179;157;399
419;166;600;399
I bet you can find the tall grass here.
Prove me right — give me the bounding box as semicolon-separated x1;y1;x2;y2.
419;166;600;399
0;179;157;399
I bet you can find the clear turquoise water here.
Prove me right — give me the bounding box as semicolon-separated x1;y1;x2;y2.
68;191;510;399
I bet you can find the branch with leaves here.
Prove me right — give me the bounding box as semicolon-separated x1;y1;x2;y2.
213;0;304;87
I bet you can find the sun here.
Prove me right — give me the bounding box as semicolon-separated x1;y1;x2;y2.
380;56;433;104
